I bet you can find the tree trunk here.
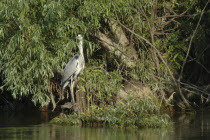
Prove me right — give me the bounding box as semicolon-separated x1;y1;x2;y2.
95;20;138;68
75;81;87;113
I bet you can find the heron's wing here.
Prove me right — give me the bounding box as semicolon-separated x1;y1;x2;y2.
61;54;80;84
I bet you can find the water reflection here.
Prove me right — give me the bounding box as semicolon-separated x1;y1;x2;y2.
0;111;48;126
0;111;210;140
0;124;174;140
174;111;210;140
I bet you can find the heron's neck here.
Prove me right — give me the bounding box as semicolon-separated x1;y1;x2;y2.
78;40;84;58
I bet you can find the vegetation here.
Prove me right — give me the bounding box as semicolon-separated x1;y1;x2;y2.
51;94;170;128
1;0;210;128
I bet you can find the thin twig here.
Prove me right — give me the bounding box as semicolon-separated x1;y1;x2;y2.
156;10;210;19
179;0;210;81
155;2;198;20
181;82;210;96
117;20;177;83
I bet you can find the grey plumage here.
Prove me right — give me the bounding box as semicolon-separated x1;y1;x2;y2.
60;34;85;103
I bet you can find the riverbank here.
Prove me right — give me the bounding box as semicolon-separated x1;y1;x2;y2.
50;93;171;128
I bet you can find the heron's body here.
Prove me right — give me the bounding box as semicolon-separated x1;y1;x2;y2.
60;34;85;103
61;54;85;86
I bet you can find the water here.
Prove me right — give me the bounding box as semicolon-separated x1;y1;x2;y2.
0;110;210;140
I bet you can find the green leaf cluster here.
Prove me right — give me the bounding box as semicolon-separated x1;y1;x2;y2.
81;60;122;105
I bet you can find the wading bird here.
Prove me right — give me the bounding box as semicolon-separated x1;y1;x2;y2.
60;34;85;104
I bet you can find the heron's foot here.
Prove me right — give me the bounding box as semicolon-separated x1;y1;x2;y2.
61;102;74;109
61;93;65;100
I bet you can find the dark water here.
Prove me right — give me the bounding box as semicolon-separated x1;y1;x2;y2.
0;111;210;140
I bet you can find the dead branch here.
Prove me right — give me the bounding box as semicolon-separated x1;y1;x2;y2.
181;82;210;97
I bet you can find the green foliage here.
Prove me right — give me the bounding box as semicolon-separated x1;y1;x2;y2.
0;0;210;108
0;0;87;105
164;32;187;70
0;0;136;106
101;95;170;128
81;60;122;105
50;113;81;126
131;52;156;82
51;95;171;128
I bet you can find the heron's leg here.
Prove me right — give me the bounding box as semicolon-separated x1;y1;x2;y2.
67;83;70;99
70;79;75;104
61;81;69;100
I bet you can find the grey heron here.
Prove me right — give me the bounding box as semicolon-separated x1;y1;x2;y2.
60;34;85;104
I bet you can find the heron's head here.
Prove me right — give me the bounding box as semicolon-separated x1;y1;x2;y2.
76;34;83;41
